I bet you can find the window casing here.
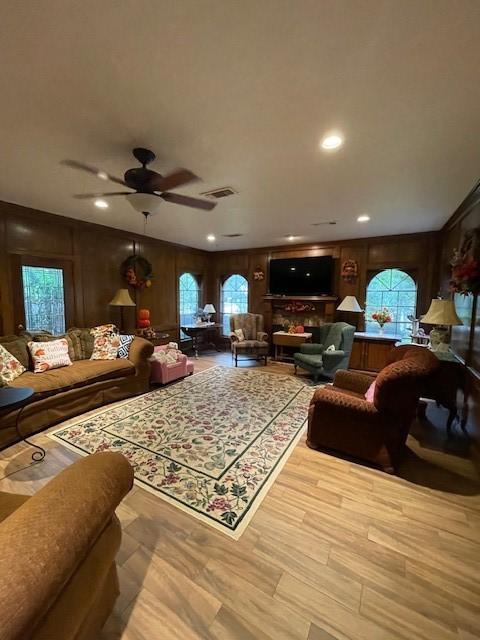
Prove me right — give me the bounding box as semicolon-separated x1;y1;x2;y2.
365;268;417;337
221;274;248;335
21;265;66;334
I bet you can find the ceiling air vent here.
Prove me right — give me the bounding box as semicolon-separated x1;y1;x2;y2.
222;233;243;238
311;221;337;226
201;186;237;199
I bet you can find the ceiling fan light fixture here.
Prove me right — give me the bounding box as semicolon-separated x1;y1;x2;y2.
126;192;162;214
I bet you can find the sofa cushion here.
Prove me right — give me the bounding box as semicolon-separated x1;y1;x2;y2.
0;336;30;370
234;340;269;351
9;359;135;396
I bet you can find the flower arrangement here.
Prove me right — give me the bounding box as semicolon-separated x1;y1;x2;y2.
371;308;392;333
450;249;480;296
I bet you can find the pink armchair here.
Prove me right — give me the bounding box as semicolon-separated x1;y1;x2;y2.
150;345;194;385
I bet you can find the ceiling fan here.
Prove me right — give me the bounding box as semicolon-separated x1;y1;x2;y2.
62;147;217;212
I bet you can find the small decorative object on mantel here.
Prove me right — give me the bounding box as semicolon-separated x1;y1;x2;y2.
253;266;265;281
121;255;154;290
341;259;358;283
371;308;392;335
284;301;316;313
450;227;480;296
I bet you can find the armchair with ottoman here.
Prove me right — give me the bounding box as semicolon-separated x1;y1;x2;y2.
229;313;269;366
306;345;439;472
293;322;355;382
0;451;133;640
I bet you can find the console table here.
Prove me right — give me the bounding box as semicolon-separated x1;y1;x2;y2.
349;332;400;372
273;331;312;362
181;323;223;358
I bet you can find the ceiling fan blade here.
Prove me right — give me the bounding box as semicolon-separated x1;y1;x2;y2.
147;168;199;192
62;160;127;187
73;191;132;199
161;192;217;211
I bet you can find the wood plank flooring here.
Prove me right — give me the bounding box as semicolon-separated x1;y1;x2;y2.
1;353;479;639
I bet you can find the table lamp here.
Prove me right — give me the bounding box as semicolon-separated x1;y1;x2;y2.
203;304;216;323
109;288;136;332
421;298;462;351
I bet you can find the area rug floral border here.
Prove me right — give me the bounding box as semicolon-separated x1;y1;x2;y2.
48;366;316;539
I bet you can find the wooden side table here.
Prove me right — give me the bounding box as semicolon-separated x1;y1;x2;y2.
181;323;223;358
273;331;312;362
350;332;399;372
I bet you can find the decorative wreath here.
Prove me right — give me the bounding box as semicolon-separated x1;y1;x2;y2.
121;255;154;289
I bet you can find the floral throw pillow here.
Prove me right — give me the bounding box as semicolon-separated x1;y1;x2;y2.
117;334;134;359
234;329;245;342
90;324;119;338
28;339;72;373
90;335;120;360
0;343;26;385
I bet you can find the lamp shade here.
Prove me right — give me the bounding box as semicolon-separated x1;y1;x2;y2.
421;299;462;326
109;289;136;307
336;296;363;312
203;304;216;314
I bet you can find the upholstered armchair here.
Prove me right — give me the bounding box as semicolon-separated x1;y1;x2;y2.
306;345;439;472
293;322;355;382
229;313;269;366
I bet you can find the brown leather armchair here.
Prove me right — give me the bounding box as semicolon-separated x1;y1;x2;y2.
0;452;133;640
306;346;439;472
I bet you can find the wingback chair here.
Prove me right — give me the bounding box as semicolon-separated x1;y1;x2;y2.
229;313;269;366
306;345;439;472
293;322;355;382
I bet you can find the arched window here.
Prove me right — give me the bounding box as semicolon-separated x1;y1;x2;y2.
179;273;200;336
365;268;417;337
221;274;248;335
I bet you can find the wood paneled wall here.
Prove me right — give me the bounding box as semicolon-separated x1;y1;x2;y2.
0;201;208;338
207;232;440;333
439;182;480;469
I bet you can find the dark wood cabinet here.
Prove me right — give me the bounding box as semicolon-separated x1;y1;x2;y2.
349;332;398;372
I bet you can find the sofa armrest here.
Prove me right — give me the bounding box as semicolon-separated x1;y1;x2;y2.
257;331;269;342
333;369;376;394
0;452;133;640
300;343;324;355
128;337;154;387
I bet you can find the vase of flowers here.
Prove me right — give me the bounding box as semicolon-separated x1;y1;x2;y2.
371;308;392;335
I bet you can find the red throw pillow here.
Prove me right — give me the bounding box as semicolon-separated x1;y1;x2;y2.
365;380;376;403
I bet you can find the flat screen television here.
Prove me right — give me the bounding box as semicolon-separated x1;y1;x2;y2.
268;255;334;295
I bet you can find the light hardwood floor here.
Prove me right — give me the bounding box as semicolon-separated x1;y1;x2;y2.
1;353;479;639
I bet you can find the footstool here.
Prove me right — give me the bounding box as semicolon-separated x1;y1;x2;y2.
150;346;195;385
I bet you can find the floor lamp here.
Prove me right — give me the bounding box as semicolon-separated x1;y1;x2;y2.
109;289;136;332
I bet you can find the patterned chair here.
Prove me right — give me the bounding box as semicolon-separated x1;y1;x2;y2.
293;322;355;382
229;313;269;366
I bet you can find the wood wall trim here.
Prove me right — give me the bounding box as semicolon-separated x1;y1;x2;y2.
442;179;480;232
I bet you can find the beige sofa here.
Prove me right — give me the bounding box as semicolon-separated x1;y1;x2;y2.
0;451;133;640
0;330;154;450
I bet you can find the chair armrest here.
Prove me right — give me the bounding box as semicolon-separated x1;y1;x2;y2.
333;369;376;394
0;452;133;640
300;343;324;355
310;386;379;417
257;331;269;342
322;350;346;365
229;332;239;343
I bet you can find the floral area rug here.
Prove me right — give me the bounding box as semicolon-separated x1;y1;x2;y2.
49;366;316;538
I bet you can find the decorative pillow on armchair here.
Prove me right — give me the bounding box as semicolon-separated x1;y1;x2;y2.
28;339;72;373
233;329;245;342
0;343;26;385
117;334;134;359
365;380;376;403
90;335;120;360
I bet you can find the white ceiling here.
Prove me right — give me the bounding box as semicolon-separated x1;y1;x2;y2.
1;1;479;251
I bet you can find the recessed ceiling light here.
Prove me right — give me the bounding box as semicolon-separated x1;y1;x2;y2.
207;234;216;242
320;133;344;151
94;199;109;209
287;235;295;241
357;214;370;223
306;272;311;276
290;267;296;271
97;171;108;180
